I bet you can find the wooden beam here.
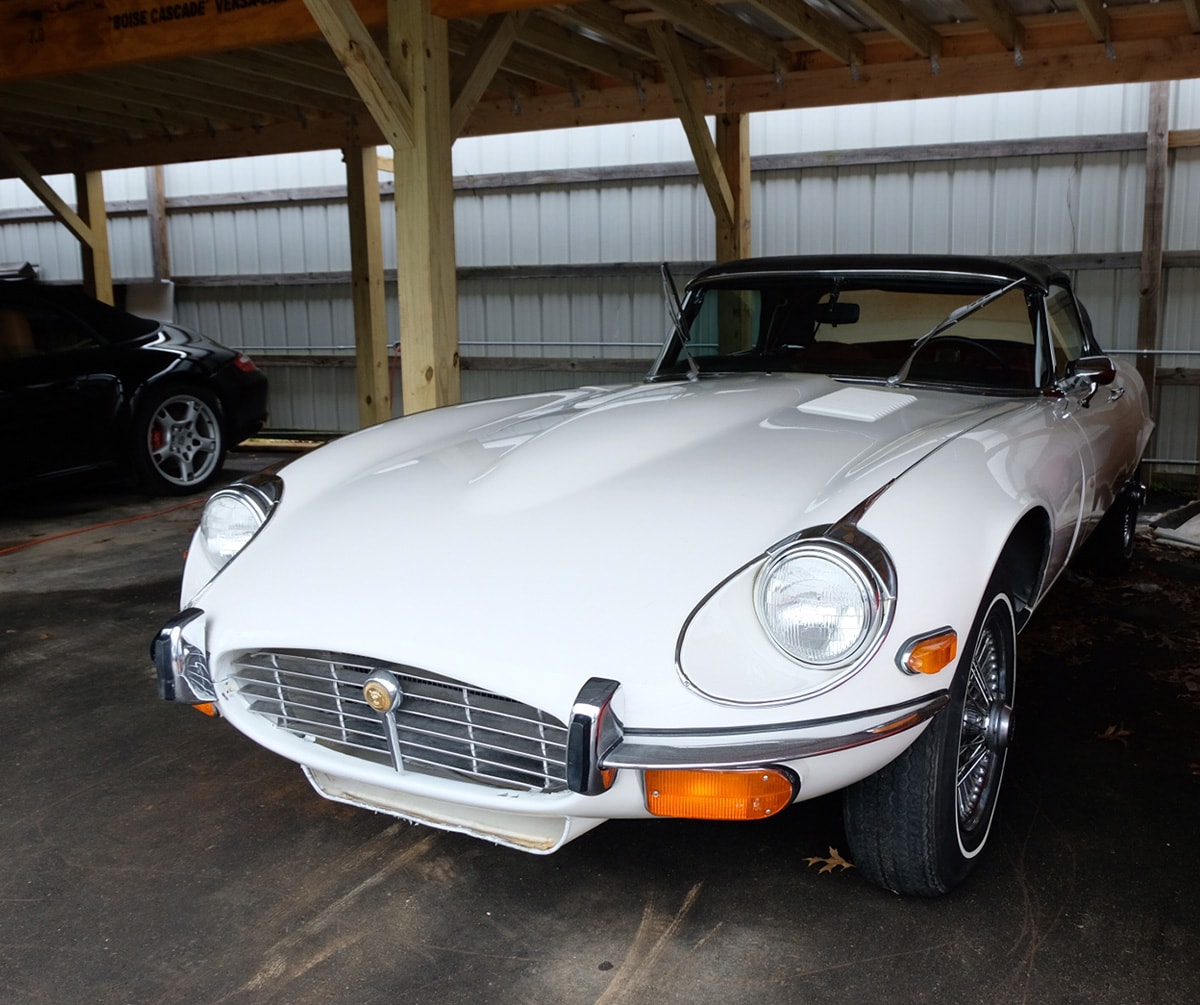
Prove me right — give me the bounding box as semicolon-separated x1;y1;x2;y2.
391;0;461;414
552;1;710;77
957;0;1025;53
302;0;414;149
846;0;943;60
432;0;582;15
1074;0;1112;43
1;0;347;83
144;165;171;282
450;11;529;138
1185;0;1200;33
714;112;750;263
1137;80;1170;456
516;12;654;85
647;21;734;237
0;132;94;243
75;170;114;305
634;0;792;74
345;145;392;428
745;0;865;67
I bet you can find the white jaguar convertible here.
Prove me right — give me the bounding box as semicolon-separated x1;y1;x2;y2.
153;255;1153;896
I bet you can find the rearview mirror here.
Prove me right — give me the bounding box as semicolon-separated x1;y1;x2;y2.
815;302;860;326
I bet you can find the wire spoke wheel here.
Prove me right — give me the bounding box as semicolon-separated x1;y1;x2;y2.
843;582;1017;896
956;605;1015;847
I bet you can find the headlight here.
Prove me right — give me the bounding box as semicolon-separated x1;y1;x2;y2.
754;540;890;669
198;477;281;571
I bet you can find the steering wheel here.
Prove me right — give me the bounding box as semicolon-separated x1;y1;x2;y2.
911;334;1014;377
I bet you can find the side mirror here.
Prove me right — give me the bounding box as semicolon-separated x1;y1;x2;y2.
1063;355;1116;407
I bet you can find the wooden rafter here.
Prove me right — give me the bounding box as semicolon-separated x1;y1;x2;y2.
1186;0;1200;33
550;0;709;77
516;11;655;84
221;50;365;102
846;0;943;61
0;84;181;140
169;57;361;119
745;0;865;67
432;0;583;14
633;0;793;74
450;11;530;137
646;22;734;234
1074;0;1112;43
957;0;1024;53
447;20;581;92
302;0;414;149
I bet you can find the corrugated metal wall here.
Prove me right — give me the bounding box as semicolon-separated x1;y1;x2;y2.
1;82;1197;470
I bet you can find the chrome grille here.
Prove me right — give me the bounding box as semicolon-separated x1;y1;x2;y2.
228;651;569;792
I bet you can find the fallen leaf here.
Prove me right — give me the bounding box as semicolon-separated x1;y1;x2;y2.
1096;723;1133;746
803;846;855;874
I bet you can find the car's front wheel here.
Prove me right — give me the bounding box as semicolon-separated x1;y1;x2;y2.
133;385;226;495
843;583;1017;896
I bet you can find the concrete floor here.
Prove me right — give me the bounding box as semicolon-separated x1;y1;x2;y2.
2;452;1199;1005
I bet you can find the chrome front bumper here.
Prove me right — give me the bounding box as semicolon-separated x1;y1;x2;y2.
152;610;948;795
566;675;949;794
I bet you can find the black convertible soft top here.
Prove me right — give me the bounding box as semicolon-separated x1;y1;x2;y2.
688;254;1066;294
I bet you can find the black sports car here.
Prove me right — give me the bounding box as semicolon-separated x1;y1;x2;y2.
0;279;268;495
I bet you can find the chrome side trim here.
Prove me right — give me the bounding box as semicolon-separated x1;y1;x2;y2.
566;678;624;795
601;691;948;771
151;608;213;703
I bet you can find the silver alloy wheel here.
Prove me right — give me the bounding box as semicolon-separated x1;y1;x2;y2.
146;392;222;488
956;610;1014;837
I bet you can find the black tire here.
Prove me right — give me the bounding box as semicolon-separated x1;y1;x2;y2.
843;583;1017;896
1084;482;1142;573
132;384;226;495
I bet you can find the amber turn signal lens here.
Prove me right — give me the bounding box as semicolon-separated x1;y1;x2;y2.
903;630;957;675
193;702;218;717
643;768;795;821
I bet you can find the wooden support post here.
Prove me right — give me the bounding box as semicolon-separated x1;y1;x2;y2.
345;145;392;428
144;165;171;282
715;112;750;263
75;170;113;305
1137;81;1170;483
391;0;461;414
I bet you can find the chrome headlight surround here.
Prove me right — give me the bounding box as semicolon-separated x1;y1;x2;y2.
753;534;895;672
198;474;282;573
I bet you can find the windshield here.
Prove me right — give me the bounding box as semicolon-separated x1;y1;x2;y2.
649;275;1043;392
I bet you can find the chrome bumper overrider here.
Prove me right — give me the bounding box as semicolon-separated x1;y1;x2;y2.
152;611;948;798
151;608;215;703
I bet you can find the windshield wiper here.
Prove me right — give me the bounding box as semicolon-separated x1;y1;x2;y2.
887;277;1024;387
661;261;699;381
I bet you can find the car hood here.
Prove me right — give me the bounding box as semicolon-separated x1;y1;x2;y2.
198;375;1022;720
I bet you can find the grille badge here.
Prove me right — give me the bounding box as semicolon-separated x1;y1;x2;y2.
363;671;403;713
